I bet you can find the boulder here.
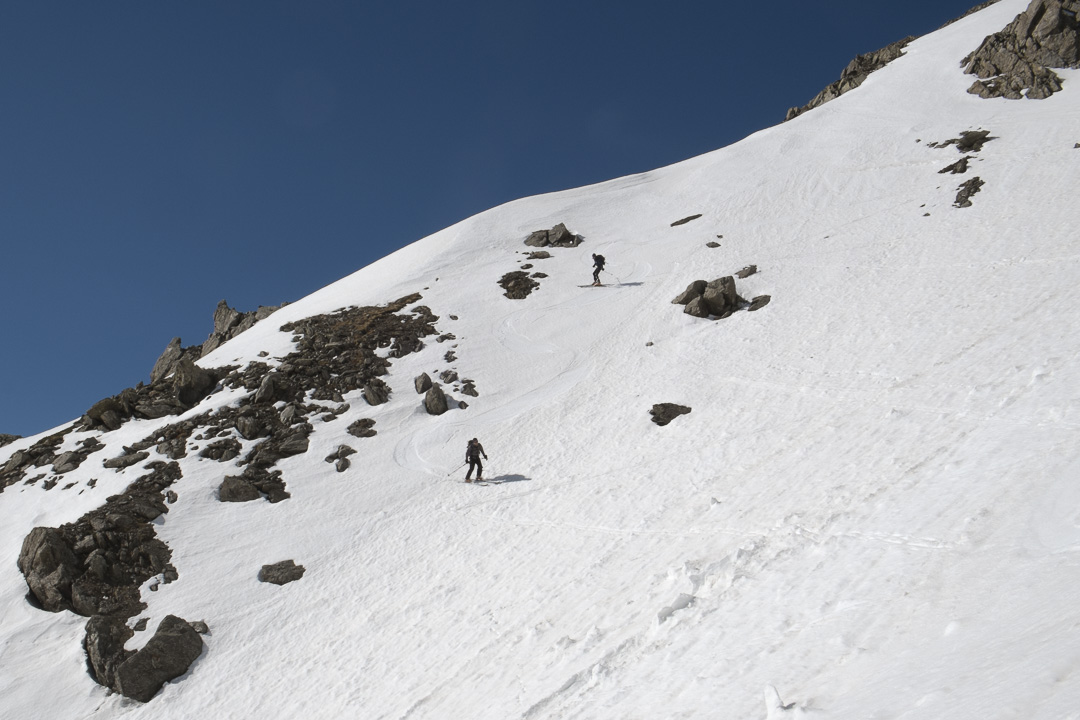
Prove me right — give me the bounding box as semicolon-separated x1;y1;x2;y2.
414;373;433;394
103;452;150;470
684;296;711;318
672;280;707;305
955;176;986;208
363;378;390;406
219;476;262;502
347;418;377;438
702;276;743;317
258;559;306;585
172;356;216;408
523;223;581;248
748;295;772;311
499;271;540;299
650;403;692;426
84;616;135;689
0;433;21;448
18;527;79;612
424;384;449;416
114;615;204;703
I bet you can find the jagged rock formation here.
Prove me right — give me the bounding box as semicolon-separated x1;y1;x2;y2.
201;300;282;357
786;36;915;121
523;223;582;248
0;434;20;448
963;0;1080;99
955;176;986;207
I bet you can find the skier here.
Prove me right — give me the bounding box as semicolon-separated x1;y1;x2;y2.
465;438;488;483
591;253;606;286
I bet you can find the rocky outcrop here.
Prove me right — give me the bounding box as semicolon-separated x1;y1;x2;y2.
200;300;282;357
963;0;1080;99
650;404;692;426
523;223;582;248
0;433;20;448
499;271;541;299
786;36;915;121
347;418;377;438
18;461;180;617
258;560;306;585
672;276;748;320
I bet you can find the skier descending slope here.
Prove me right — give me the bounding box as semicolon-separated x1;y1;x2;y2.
591;253;606;286
464;438;488;483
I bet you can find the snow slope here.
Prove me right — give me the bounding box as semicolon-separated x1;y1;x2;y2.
3;1;1080;717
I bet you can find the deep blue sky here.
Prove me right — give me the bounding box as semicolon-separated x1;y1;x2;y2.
1;1;985;437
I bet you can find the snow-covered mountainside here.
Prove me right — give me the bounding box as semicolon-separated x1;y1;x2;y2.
3;1;1079;717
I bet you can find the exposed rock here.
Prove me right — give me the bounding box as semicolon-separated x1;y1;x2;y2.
0;434;21;448
749;295;772;311
702;277;745;318
440;369;459;384
929;129;995;152
218;475;262;502
150;338;184;384
103;452;150;470
705;241;721;248
346;418;377;438
963;0;1080;100
414;373;433;394
650;403;692;426
684;296;711;319
324;445;356;464
526;250;552;259
363;378;391;406
201;300;282;357
955;176;986;207
523;223;582;248
84;615;134;689
172;356;217;408
672;280;708;305
335;457;351;473
786;36;915;120
499;271;541;299
114;615;204;702
424;384;449;416
18;461;181;618
670;214;702;227
460;380;479;397
735;265;758;279
258;560;306;585
199;438;241;462
939;157;971;174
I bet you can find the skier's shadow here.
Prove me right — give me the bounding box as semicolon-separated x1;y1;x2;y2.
484;474;531;485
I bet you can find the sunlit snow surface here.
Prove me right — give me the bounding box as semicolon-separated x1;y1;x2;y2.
3;2;1080;717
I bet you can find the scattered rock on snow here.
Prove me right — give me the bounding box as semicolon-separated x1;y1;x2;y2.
258;560;306;585
424;384;450;416
499;271;540;299
670;214;702;227
650;404;692;426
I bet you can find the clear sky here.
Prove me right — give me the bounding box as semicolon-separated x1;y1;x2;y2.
0;0;986;437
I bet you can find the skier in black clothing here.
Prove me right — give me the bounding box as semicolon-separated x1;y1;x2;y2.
591;253;606;286
465;438;488;483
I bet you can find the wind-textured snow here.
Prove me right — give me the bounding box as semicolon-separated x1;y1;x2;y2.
2;1;1079;717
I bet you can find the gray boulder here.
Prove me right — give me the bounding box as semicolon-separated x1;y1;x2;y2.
258;559;306;585
347;418;377;438
150;338;184;384
363;378;390;406
84;616;134;689
684;296;711;318
424;384;449;416
114;615;204;703
414;373;433;394
18;527;79;612
702;276;743;318
219;475;261;502
523;222;582;248
103;452;150;470
672;280;707;305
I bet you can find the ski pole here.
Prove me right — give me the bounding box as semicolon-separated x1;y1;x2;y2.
446;461;467;477
603;269;623;284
